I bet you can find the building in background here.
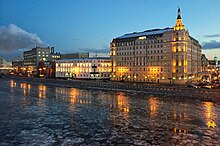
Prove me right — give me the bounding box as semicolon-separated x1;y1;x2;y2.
12;56;24;75
201;54;209;72
0;58;12;68
207;56;219;80
60;53;89;59
49;47;61;61
56;57;111;79
89;53;110;58
0;58;12;74
37;61;56;78
23;46;51;75
49;52;61;61
22;46;60;76
110;8;202;84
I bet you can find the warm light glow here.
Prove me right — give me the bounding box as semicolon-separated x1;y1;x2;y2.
69;88;79;104
10;80;16;88
172;60;176;66
178;60;182;66
184;67;187;73
174;19;185;31
118;67;129;73
117;93;129;113
138;36;146;40
203;102;217;128
172;46;176;52
172;67;176;73
56;59;111;79
38;85;46;98
149;97;158;118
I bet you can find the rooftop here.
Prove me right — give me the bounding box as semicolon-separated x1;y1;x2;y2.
116;27;173;39
56;57;110;62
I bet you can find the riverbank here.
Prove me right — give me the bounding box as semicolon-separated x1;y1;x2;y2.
5;75;220;102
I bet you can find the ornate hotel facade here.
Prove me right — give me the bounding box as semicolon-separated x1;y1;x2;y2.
110;8;202;83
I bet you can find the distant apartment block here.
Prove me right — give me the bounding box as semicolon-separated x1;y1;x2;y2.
23;46;61;76
110;8;202;83
0;58;12;74
0;58;12;68
60;53;89;59
60;52;110;59
23;46;51;75
89;53;110;58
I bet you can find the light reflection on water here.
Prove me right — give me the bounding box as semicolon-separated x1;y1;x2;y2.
172;103;189;135
203;102;217;128
149;97;158;118
55;87;92;111
9;80;219;131
10;80;16;88
5;79;220;144
38;85;46;98
10;80;16;93
117;92;129;113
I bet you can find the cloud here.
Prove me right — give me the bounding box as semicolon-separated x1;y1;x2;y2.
204;34;220;38
0;24;47;52
202;40;220;49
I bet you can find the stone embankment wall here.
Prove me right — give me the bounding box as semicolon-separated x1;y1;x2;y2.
7;76;220;101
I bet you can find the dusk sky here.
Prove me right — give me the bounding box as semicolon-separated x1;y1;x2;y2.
0;0;220;60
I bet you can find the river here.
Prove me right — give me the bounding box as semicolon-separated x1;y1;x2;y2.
0;78;219;145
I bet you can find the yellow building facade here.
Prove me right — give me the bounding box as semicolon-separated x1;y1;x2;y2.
110;8;202;83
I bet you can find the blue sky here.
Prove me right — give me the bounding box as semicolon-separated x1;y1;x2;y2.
0;0;220;60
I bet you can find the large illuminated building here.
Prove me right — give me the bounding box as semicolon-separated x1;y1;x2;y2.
23;46;60;76
23;46;51;75
56;57;111;79
110;8;202;83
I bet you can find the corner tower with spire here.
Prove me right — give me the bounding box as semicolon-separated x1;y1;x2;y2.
172;7;189;81
174;8;185;31
110;7;202;84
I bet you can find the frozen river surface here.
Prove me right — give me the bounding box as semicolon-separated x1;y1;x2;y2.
0;79;220;145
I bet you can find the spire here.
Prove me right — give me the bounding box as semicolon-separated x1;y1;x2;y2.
174;7;185;31
177;7;181;19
